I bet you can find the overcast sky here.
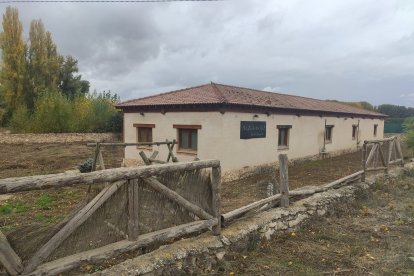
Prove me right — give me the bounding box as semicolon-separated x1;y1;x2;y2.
4;0;414;106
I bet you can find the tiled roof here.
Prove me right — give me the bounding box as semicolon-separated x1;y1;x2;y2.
116;83;386;117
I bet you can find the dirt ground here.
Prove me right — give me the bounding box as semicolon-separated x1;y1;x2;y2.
221;151;362;212
209;172;414;275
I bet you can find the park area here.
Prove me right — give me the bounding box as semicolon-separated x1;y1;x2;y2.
0;133;413;275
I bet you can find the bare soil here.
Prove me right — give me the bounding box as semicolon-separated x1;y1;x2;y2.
209;173;414;275
222;151;362;212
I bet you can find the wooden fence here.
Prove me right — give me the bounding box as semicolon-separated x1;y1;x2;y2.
222;154;364;223
0;160;221;276
0;140;405;275
362;136;403;181
86;140;178;170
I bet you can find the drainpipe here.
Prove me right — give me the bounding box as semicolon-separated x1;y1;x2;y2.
322;119;327;153
357;119;360;148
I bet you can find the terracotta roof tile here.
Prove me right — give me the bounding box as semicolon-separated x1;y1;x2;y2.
117;83;385;117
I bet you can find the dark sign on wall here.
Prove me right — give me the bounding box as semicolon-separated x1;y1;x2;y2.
240;121;266;139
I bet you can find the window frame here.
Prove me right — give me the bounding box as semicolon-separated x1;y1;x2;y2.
173;124;201;154
352;125;358;140
374;124;378;137
277;125;292;150
325;125;334;144
133;123;155;149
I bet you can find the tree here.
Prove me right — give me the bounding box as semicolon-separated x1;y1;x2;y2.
27;19;61;108
59;56;89;99
377;104;414;118
0;6;26;117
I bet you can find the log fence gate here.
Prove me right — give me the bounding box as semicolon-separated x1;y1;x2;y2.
362;136;403;181
0;160;221;276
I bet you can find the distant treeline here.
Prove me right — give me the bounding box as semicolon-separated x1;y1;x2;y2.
0;7;121;133
329;101;413;133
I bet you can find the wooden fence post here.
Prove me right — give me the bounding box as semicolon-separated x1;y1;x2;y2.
362;142;367;182
278;154;289;207
211;166;221;235
92;142;101;171
128;179;139;240
386;139;393;175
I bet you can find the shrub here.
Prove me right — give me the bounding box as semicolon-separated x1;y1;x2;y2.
31;90;73;133
9;105;31;132
71;96;93;132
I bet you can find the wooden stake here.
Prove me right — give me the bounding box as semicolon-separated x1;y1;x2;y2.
98;150;105;170
128;179;139;241
0;231;23;276
211;166;221;235
92;142;101;171
387;139;394;174
279;154;289;207
139;151;151;165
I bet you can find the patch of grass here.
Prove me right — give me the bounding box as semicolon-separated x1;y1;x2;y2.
36;193;54;210
0;204;12;214
302;159;322;166
0;201;30;214
14;202;30;213
0;225;18;233
35;214;59;224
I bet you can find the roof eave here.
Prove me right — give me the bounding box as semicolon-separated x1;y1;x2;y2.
116;103;386;119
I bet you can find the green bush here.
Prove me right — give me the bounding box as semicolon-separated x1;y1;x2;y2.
9;105;31;132
403;117;414;152
31;90;73;133
7;90;122;133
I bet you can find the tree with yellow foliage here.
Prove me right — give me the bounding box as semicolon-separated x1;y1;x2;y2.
0;6;26;118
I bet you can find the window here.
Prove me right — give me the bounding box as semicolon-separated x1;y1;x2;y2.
133;124;155;148
277;125;292;149
352;125;358;140
325;125;334;143
173;125;201;153
374;124;378;137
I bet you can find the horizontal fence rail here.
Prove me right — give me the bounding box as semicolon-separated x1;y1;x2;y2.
0;160;220;194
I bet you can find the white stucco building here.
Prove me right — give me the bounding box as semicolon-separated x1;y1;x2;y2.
116;83;385;172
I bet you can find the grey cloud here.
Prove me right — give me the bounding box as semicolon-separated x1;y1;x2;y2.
4;0;414;106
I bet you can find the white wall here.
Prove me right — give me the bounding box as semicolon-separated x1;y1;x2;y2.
124;111;384;171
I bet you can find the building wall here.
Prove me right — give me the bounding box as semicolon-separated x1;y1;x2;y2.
124;111;384;171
